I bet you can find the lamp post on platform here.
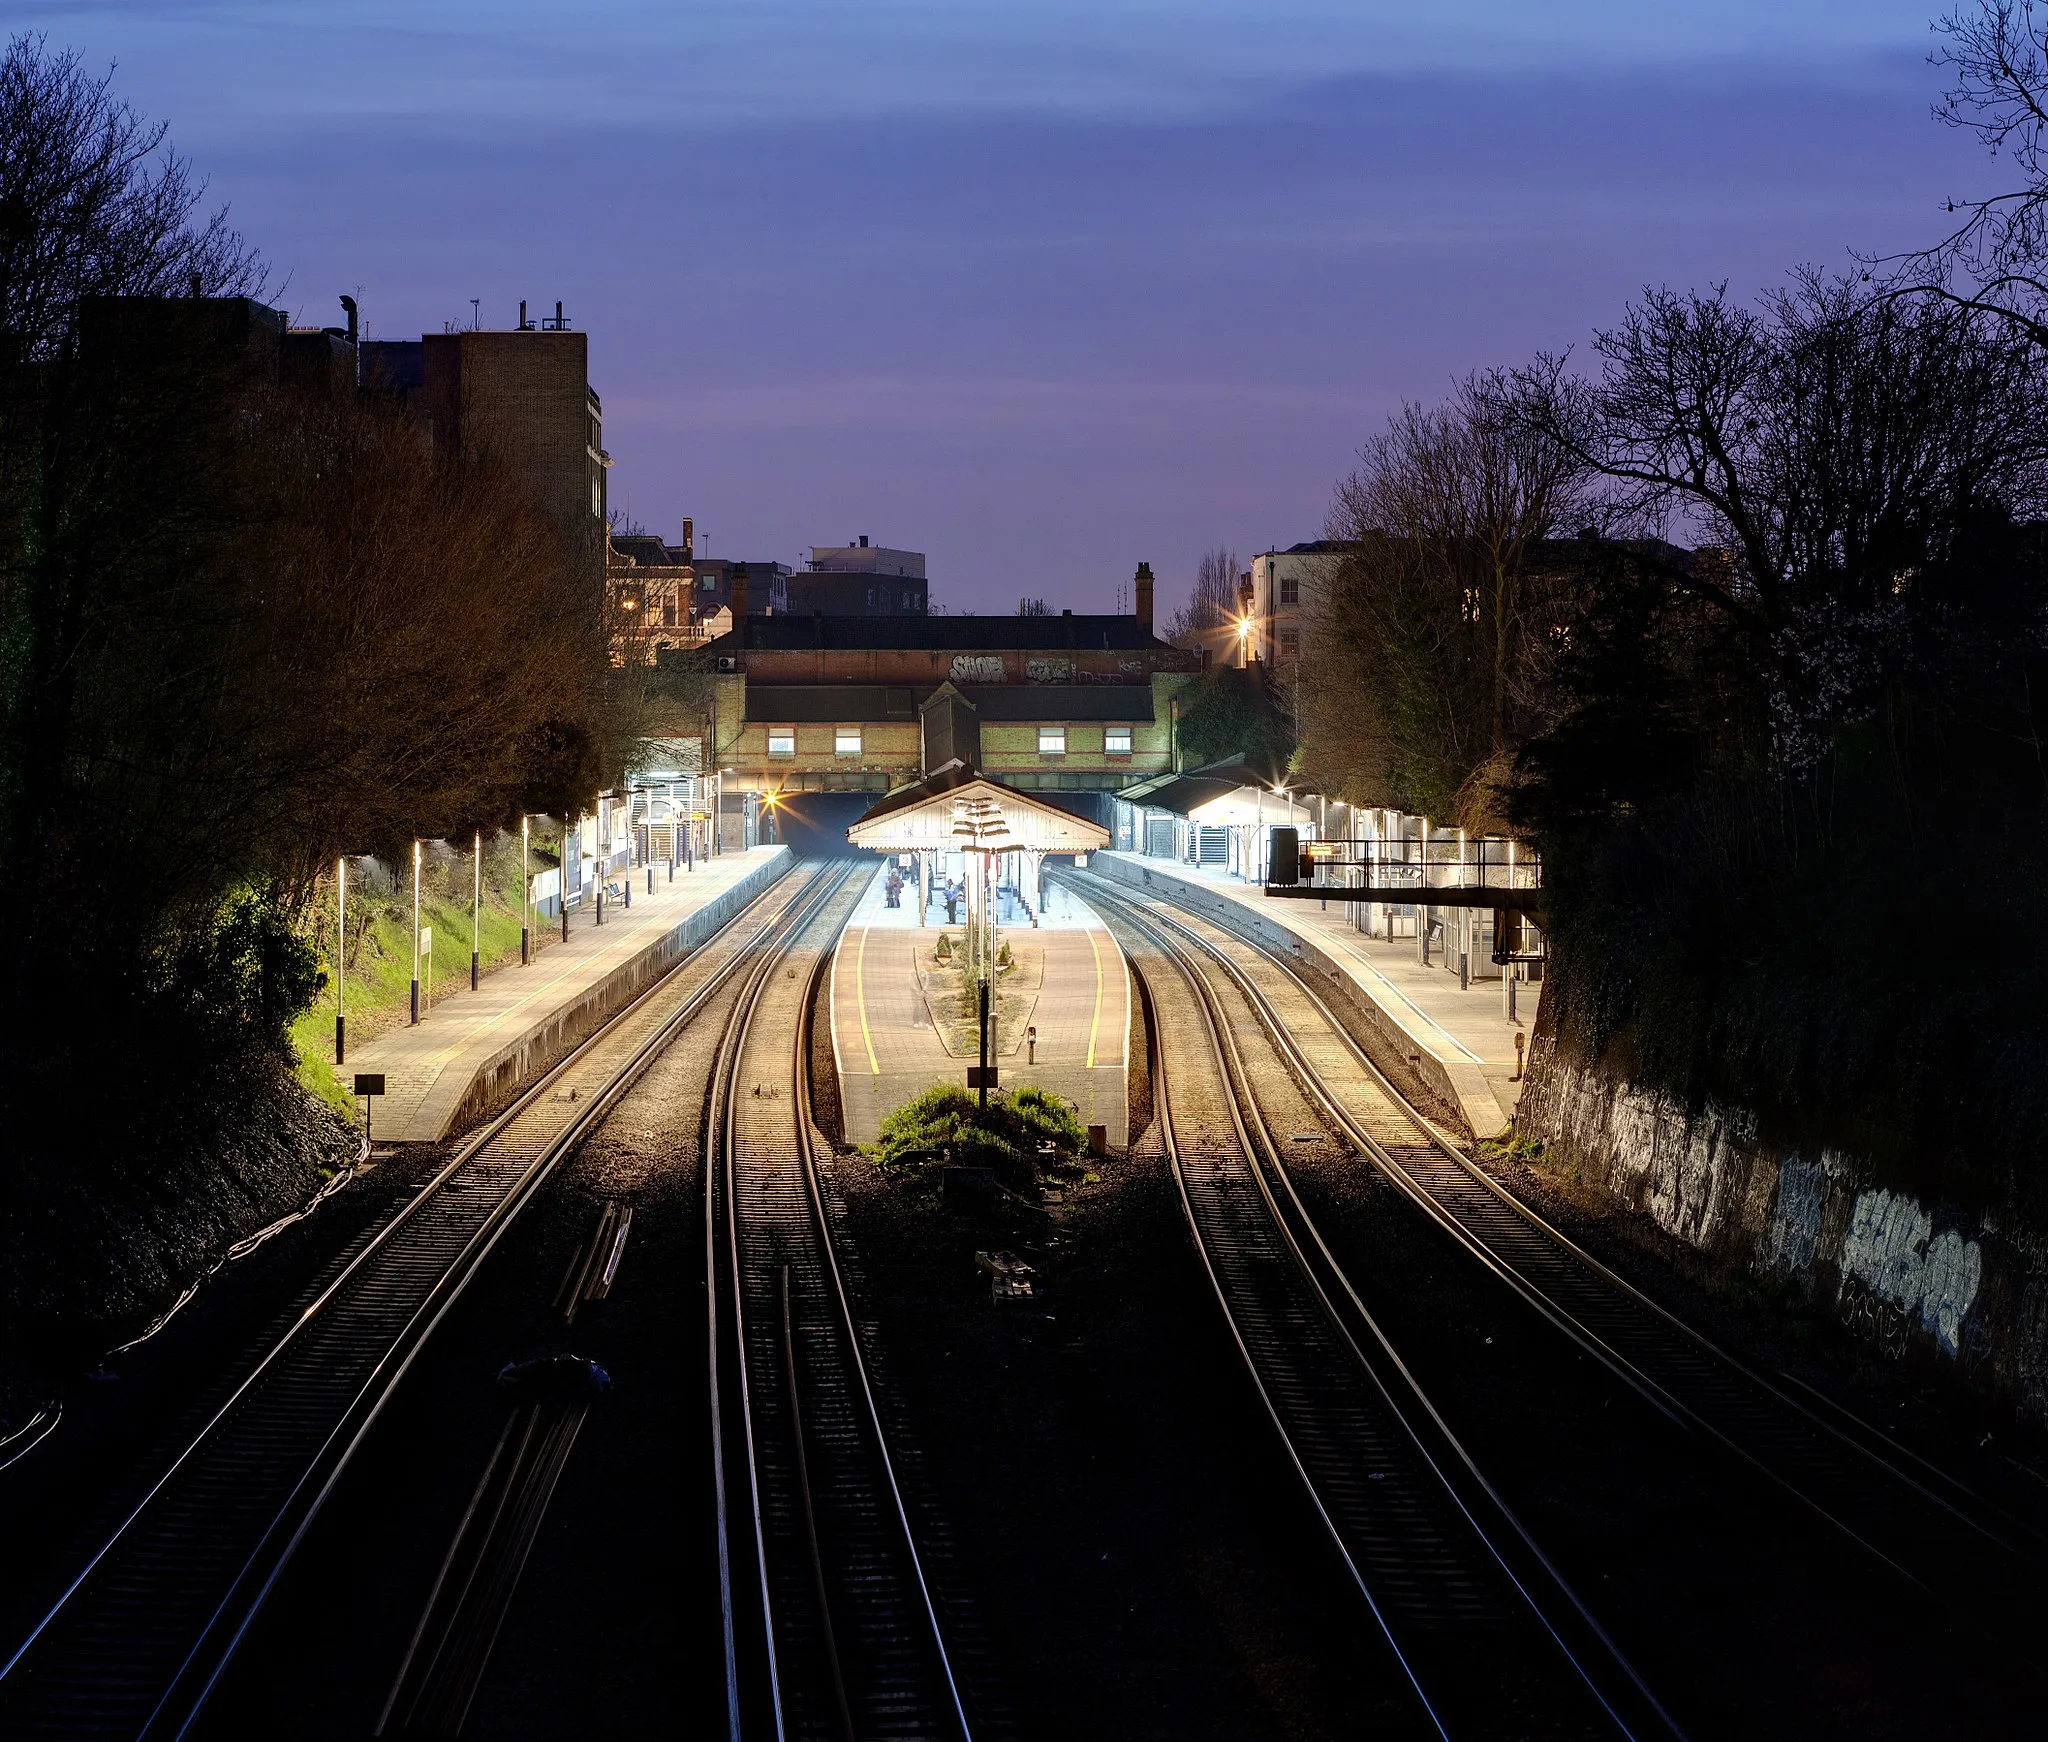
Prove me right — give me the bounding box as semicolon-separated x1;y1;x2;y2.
410;838;422;1024
471;830;482;992
520;815;531;965
951;793;1011;1104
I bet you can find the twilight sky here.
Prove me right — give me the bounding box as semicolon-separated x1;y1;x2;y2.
15;1;1996;613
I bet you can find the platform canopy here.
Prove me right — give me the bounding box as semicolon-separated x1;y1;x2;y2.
846;761;1109;855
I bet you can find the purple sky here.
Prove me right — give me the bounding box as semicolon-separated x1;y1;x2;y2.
16;3;1995;615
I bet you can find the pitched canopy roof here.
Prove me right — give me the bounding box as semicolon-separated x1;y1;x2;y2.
846;762;1110;855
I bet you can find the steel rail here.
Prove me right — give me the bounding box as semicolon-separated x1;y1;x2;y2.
1078;870;2043;1585
0;860;828;1741
1099;883;1647;1740
710;864;973;1742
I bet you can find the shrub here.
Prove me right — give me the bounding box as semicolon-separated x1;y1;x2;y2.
870;1081;1088;1188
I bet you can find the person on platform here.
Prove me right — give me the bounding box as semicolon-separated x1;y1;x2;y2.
885;867;902;908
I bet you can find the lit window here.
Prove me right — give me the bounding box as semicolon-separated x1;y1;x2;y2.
1039;726;1066;756
835;726;862;756
1105;725;1132;755
1280;628;1300;654
768;727;795;757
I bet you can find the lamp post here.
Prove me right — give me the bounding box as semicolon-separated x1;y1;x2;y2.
471;830;482;992
521;815;531;965
335;855;347;1065
410;838;422;1024
951;794;1010;1100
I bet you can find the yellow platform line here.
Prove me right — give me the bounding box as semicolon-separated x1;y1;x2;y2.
1085;925;1105;1068
855;926;880;1076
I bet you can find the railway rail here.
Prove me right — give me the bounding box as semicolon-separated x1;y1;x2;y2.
707;864;973;1742
1069;873;1671;1740
1069;869;2044;1604
0;860;839;1741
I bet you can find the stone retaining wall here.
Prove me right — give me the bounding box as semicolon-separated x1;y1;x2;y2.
1519;1029;2048;1430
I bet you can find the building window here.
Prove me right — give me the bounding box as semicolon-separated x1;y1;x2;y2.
835;726;862;756
591;478;603;517
1280;574;1300;605
1280;628;1300;655
1105;725;1132;755
1039;726;1067;756
768;727;795;757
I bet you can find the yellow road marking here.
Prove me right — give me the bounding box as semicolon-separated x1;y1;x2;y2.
855;926;880;1076
1085;925;1104;1068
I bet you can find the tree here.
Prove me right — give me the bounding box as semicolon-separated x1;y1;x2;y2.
1508;275;2048;766
1165;544;1241;650
1176;663;1294;777
1300;372;1586;825
1866;3;2048;343
0;37;624;1212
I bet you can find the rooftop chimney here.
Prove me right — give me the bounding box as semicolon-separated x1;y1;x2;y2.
338;294;358;345
681;516;694;560
859;534;870;548
1133;561;1155;633
730;561;749;625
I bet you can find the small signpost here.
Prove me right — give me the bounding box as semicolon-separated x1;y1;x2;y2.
967;1066;998;1090
354;1072;386;1145
418;926;433;1016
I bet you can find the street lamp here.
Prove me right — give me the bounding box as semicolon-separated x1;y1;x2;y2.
521;815;531;965
471;830;483;991
410;838;422;1024
951;794;1011;1105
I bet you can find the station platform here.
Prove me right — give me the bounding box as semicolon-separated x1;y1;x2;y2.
829;865;1131;1151
1086;851;1523;1141
348;846;792;1143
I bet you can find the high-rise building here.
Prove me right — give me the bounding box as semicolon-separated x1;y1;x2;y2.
362;301;607;584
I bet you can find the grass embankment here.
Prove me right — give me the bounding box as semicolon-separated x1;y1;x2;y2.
290;836;560;1115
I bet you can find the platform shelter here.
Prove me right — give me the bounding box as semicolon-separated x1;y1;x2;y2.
845;759;1110;925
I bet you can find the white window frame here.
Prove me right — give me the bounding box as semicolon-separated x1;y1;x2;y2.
767;726;796;757
1038;725;1067;757
834;726;862;756
1104;724;1133;756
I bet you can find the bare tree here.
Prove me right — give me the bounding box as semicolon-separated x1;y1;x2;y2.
1302;372;1587;824
0;35;258;364
1861;3;2048;342
1165;544;1240;649
1507;274;2048;764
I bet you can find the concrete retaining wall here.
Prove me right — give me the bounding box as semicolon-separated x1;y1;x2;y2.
1520;1034;2048;1430
1081;853;1471;1138
441;848;793;1136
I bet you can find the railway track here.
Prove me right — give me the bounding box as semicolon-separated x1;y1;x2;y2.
1069;870;2045;1602
708;864;973;1742
0;860;838;1742
1071;874;1670;1740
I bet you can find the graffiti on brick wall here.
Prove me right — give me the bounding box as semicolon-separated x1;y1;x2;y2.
950;655;1004;682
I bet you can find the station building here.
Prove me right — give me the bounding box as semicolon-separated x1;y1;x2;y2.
668;562;1203;852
